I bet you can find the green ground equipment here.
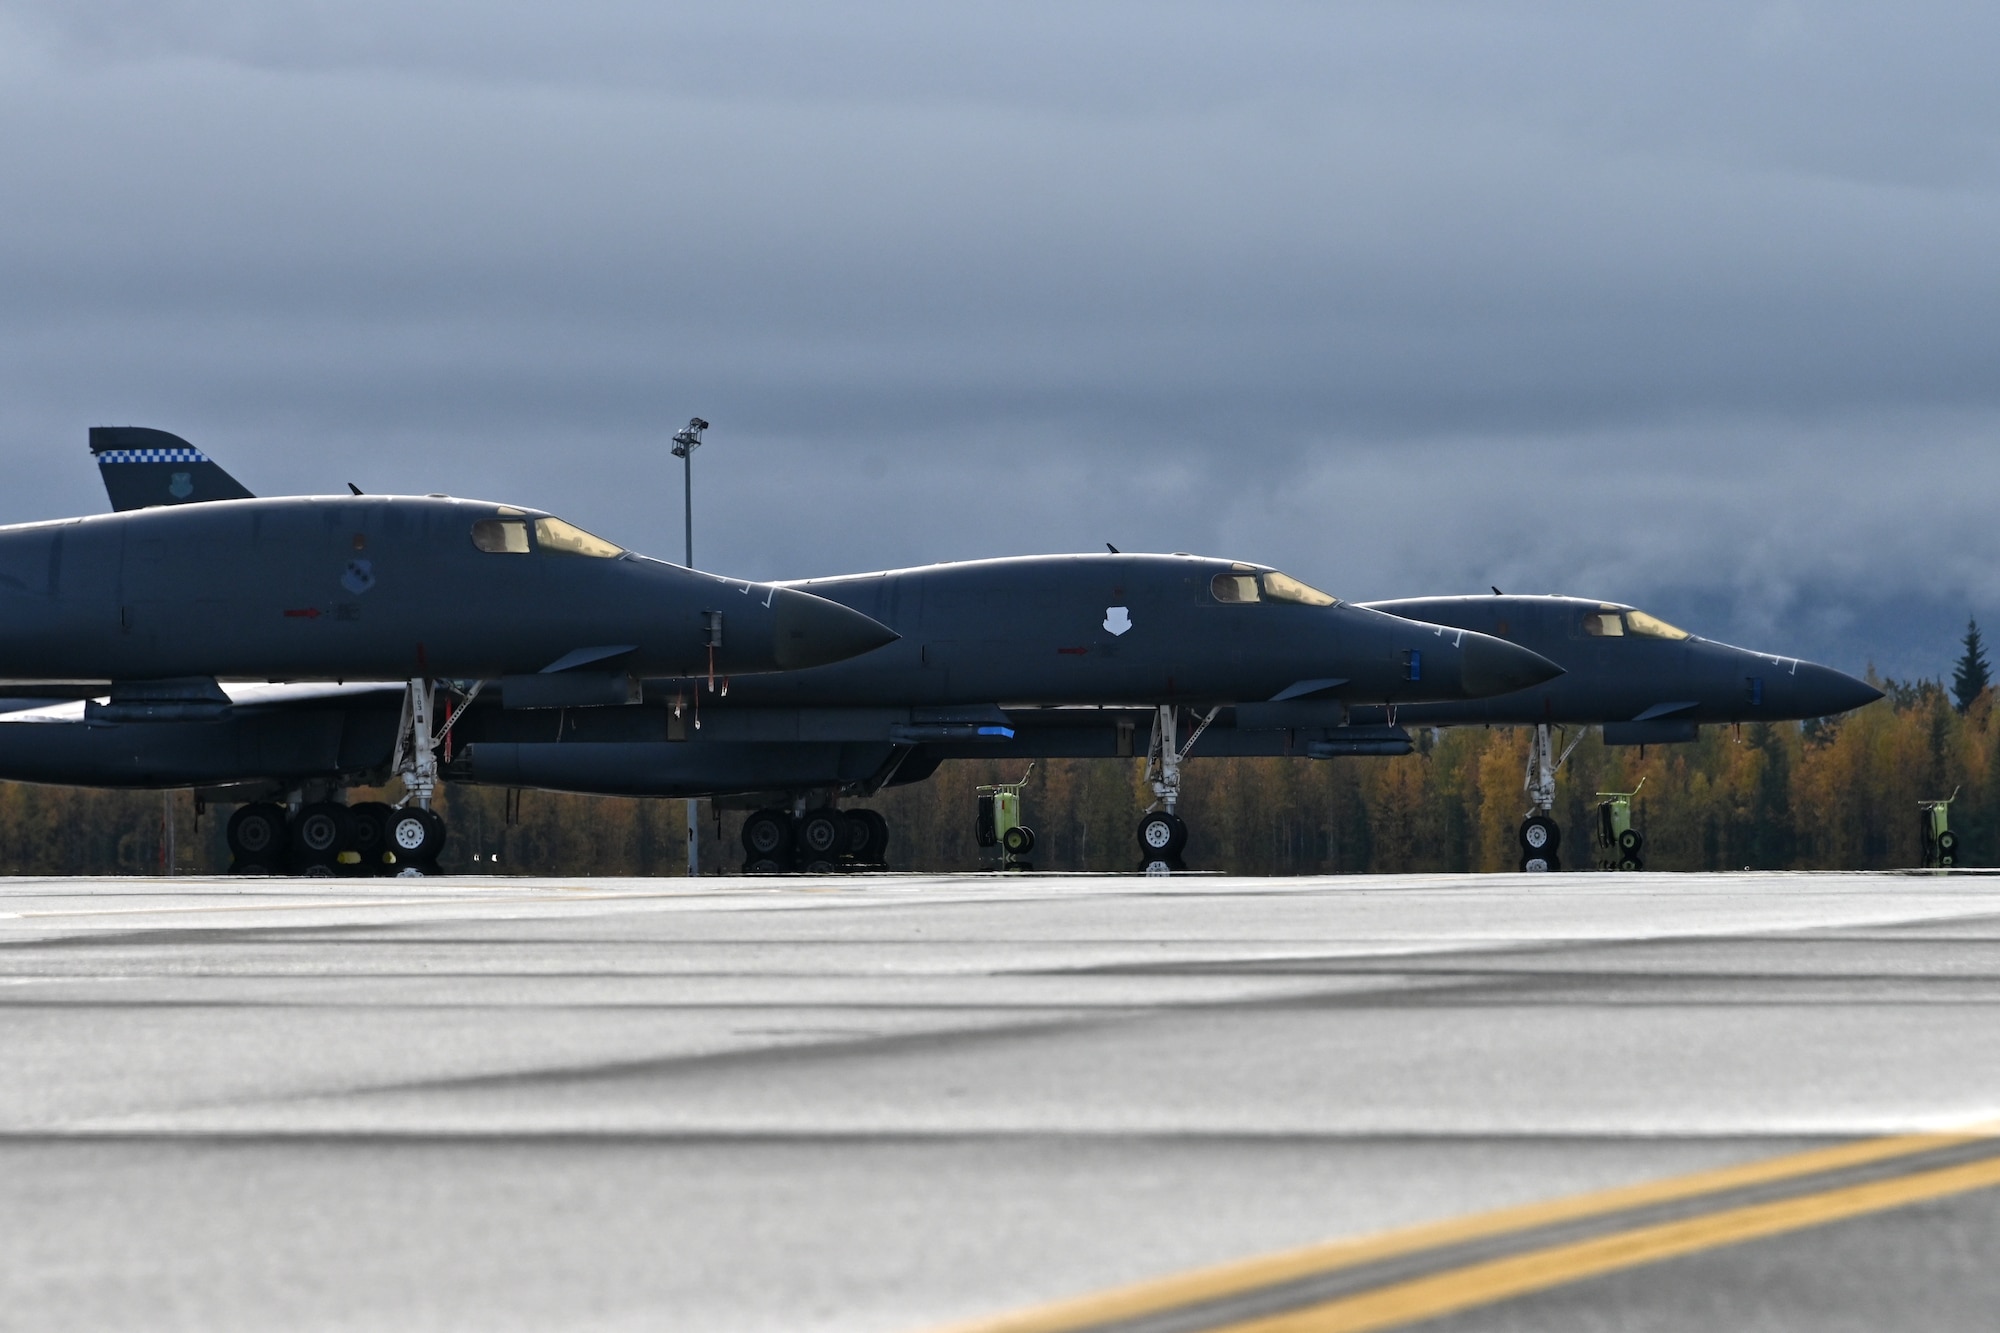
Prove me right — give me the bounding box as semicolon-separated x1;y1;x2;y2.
1595;777;1646;871
1920;788;1960;869
976;765;1037;869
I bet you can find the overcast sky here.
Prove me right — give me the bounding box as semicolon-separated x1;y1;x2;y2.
3;2;1995;677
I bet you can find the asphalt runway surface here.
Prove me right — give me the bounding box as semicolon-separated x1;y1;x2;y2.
5;871;2000;1331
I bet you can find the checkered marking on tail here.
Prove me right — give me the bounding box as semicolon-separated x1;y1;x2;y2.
96;448;210;464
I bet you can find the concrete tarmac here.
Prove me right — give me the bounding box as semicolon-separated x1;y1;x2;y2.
4;871;2000;1331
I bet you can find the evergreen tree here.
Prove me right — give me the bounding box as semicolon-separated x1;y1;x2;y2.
1954;618;1991;713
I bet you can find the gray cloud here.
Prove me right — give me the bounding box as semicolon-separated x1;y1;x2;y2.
2;2;1996;679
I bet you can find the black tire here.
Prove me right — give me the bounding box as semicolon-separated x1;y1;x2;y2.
1618;856;1642;871
387;808;443;862
1137;812;1186;855
1940;853;1957;868
227;803;290;860
741;809;793;857
393;860;438;878
1938;830;1959;853
293;802;354;857
1520;816;1560;853
849;809;890;865
1520;853;1560;873
349;802;393;869
1138;855;1185;875
1003;825;1036;855
797;809;847;858
1617;828;1643;853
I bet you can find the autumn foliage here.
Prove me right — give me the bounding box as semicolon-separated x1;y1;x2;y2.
0;681;1990;876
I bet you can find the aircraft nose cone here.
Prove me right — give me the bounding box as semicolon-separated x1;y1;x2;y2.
1793;662;1884;717
1461;632;1565;697
770;588;899;669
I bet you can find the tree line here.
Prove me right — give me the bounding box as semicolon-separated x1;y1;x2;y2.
2;624;1994;877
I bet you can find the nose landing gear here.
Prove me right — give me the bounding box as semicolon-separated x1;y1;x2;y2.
1519;723;1584;873
1136;705;1217;873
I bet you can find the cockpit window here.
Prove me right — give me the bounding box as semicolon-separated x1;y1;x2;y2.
471;518;530;553
1211;572;1261;603
1581;608;1625;637
532;517;624;558
1211;568;1339;606
1260;571;1338;606
1624;609;1691;640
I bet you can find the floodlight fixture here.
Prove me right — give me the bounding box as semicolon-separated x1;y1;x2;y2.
670;417;709;459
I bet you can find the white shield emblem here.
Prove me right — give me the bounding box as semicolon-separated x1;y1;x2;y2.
1103;606;1131;636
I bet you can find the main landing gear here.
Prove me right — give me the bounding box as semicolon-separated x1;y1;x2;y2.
226;678;469;876
1136;705;1217;873
225;798;444;876
741;806;890;874
1519;723;1584;873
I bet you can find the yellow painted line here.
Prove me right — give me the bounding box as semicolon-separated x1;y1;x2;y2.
1224;1151;2000;1332
929;1126;1999;1333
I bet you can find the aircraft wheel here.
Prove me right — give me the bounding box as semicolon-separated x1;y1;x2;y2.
294;802;354;858
797;808;847;859
1617;828;1644;853
1618;856;1644;871
1139;855;1185;875
848;809;889;866
1137;812;1186;856
227;803;290;860
1519;816;1560;853
349;802;393;870
1520;853;1560;873
388;808;444;862
1003;825;1036;855
1938;831;1959;854
741;809;793;858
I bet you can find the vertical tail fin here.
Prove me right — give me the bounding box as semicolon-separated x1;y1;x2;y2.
90;427;256;510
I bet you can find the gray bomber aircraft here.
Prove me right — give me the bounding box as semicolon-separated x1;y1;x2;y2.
29;428;1563;874
0;428;897;868
71;429;1877;874
1348;594;1881;869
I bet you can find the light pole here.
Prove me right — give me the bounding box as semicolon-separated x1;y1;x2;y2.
670;418;709;877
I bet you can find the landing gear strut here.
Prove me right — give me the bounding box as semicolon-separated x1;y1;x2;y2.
1136;705;1217;873
227;679;475;877
383;677;476;875
1519;723;1584;873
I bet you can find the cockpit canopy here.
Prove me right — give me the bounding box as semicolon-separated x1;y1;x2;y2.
1581;604;1690;640
471;509;625;559
1210;564;1339;607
